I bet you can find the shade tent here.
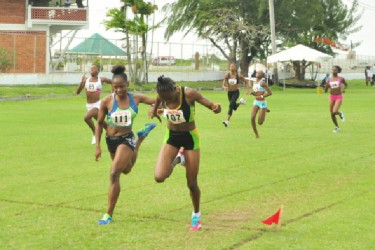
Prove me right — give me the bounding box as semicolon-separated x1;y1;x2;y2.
249;63;267;73
67;33;126;56
267;44;332;63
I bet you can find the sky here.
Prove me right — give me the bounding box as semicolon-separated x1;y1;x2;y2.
74;0;375;56
76;0;202;44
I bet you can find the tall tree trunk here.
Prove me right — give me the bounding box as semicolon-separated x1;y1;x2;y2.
239;48;251;78
293;61;302;80
301;60;306;80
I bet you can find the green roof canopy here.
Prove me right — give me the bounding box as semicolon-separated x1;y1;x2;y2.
67;33;126;56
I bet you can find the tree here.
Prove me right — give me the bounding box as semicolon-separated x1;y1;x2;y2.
163;0;360;81
0;49;12;73
274;0;361;80
103;0;158;84
164;0;270;77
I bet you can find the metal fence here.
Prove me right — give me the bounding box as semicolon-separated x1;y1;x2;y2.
1;33;375;76
51;35;225;73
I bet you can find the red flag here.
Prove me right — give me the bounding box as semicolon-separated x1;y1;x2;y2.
262;208;281;225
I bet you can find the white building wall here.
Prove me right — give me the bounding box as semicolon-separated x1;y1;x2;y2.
0;71;226;85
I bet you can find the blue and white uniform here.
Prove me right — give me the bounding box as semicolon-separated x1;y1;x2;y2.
253;78;267;109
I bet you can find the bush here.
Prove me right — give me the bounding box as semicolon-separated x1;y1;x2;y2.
0;49;12;72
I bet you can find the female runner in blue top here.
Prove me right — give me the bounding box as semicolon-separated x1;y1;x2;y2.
94;65;157;225
247;70;272;138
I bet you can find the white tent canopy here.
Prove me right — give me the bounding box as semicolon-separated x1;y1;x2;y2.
248;63;267;73
267;44;332;63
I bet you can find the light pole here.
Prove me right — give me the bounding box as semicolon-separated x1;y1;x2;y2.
268;0;278;84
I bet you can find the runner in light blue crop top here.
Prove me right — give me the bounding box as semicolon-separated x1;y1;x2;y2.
107;93;138;128
248;70;272;139
252;78;266;92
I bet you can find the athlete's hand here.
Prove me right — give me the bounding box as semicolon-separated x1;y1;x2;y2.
151;113;162;123
211;103;221;114
148;105;155;119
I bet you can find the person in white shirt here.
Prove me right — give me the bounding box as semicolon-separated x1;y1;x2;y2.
76;64;112;144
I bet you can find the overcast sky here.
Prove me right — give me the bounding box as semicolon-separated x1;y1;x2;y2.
77;0;375;56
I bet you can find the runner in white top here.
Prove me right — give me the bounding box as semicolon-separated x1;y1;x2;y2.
76;64;112;144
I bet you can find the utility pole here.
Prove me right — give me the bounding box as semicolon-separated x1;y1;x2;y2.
268;0;278;84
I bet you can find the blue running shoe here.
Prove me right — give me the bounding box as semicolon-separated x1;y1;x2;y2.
190;215;201;231
137;123;157;139
98;213;112;225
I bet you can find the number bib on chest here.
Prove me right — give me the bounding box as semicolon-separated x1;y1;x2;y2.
110;110;132;127
330;81;340;89
86;82;100;92
163;109;186;124
228;79;237;85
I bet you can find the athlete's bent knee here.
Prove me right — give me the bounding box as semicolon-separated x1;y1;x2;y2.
187;182;199;192
109;171;121;184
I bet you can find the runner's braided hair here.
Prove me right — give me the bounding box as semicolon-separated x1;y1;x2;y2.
111;65;127;81
156;75;176;93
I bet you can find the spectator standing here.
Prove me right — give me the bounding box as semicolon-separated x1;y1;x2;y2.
365;66;370;86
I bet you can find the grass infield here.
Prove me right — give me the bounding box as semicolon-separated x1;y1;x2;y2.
0;81;374;249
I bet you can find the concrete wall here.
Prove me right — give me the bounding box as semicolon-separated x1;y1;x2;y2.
0;71;226;85
0;71;364;86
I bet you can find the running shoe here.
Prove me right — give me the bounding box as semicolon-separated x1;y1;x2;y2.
172;147;185;166
98;213;112;225
239;98;246;105
332;127;340;133
222;121;228;127
340;112;345;122
136;123;157;139
190;215;202;231
91;135;96;145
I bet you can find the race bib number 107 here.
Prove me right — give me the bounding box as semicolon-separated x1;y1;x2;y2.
163;109;186;124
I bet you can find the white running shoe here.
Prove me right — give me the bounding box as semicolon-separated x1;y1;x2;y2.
340;112;345;122
91;135;96;144
222;121;228;127
332;127;340;133
172;147;185;166
239;98;246;105
177;147;185;165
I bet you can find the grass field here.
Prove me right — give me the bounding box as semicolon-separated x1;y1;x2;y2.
0;82;374;249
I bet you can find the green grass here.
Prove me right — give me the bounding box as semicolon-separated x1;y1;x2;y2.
0;81;374;249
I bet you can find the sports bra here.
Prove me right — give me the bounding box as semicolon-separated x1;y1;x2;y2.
252;78;266;92
85;77;102;93
227;73;239;85
107;93;138;128
328;78;342;89
162;86;195;124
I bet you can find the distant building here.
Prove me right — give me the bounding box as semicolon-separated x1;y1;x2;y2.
0;0;89;73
